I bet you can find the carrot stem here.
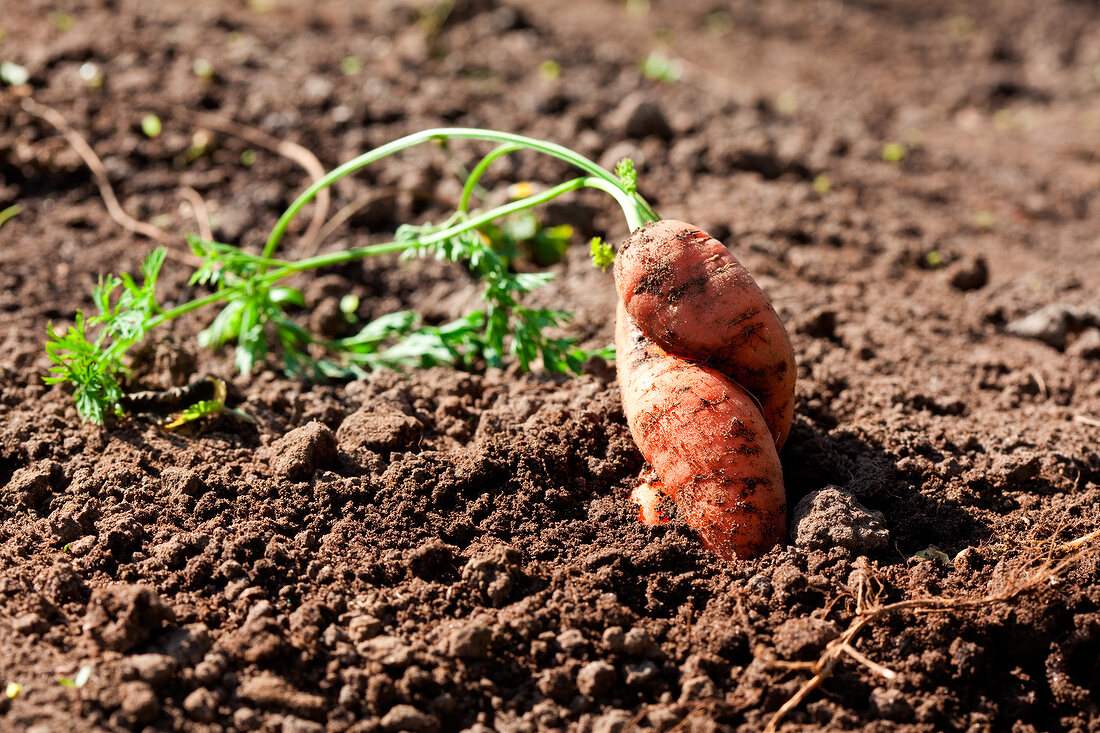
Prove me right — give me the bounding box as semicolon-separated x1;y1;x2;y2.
262;127;657;261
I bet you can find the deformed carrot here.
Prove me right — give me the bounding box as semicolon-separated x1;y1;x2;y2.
615;302;787;559
615;219;795;451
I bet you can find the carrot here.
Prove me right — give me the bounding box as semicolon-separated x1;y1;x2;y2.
615;302;787;559
614;219;795;451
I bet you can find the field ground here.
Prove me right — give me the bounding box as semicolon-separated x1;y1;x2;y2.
2;1;1100;731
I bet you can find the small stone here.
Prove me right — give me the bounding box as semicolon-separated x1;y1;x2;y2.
380;704;439;733
447;623;491;660
183;687;218;723
121;654;177;687
119;681;159;724
747;574;773;597
1005;304;1099;350
576;661;617;698
790;486;889;553
1068;328;1100;360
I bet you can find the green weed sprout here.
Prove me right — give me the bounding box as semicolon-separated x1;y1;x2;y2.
46;128;659;423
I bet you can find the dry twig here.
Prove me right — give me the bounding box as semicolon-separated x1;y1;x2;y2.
21;97;180;249
175;108;330;254
178;186;213;242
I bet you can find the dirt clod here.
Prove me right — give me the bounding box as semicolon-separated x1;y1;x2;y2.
83;584;176;652
118;681;160;724
237;674;326;717
772;617;841;660
446;622;492;660
791;486;890;553
461;545;524;607
120;654;177;687
380;704;440;733
270;421;337;480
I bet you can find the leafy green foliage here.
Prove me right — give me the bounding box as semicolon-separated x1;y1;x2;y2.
589;237;615;271
399;221;601;372
188;236;307;375
44;249;166;423
47;129;653;424
640;50;683;83
616;158;638;195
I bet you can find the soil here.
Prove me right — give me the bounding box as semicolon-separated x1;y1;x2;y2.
2;1;1100;731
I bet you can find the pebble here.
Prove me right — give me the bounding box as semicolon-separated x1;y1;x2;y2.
1068;328;1100;360
1005;304;1100;350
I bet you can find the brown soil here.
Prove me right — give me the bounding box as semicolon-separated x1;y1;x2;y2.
2;1;1100;731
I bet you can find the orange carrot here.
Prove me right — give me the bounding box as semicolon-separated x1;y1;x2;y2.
615;302;787;559
614;220;795;451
